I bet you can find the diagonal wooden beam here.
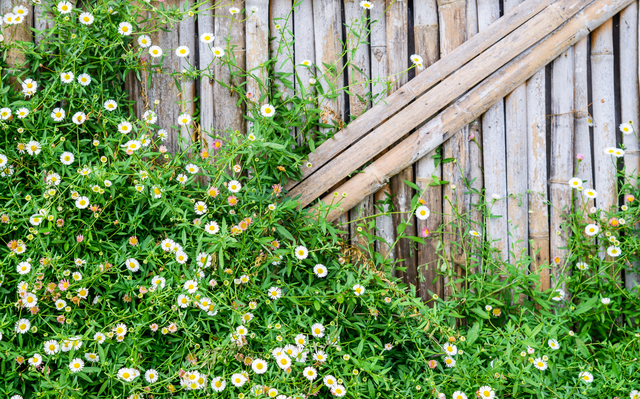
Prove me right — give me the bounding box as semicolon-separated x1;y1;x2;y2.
288;0;592;207
320;0;632;221
285;0;554;192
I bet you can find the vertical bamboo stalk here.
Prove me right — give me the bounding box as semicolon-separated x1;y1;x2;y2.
504;0;528;265
345;1;374;250
414;0;441;301
370;2;395;266
527;69;550;291
313;0;348;238
437;0;468;299
478;0;508;263
215;0;246;138
574;37;593;198
620;2;640;291
550;48;574;285
198;2;215;137
591;19;617;212
386;0;416;285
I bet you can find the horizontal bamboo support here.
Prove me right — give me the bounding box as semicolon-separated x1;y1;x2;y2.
288;0;592;207
285;0;554;192
322;0;633;221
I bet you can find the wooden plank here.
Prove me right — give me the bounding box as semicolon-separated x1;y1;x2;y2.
286;0;555;190
34;4;54;46
573;36;593;214
504;0;529;264
437;0;468;299
345;0;374;250
591;19;617;212
369;0;395;265
214;0;246;138
385;0;415;285
478;0;509;262
271;0;294;106
289;0;591;208
415;0;442;301
620;2;640;291
292;0;314;136
2;0;33;88
246;0;270;105
198;1;215;137
178;6;197;151
319;0;633;220
549;48;574;286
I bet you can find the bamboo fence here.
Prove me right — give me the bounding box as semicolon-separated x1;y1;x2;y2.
10;0;640;300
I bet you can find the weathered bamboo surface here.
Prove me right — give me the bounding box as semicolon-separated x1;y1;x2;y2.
17;0;629;301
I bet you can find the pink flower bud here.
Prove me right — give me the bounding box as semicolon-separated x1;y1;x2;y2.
576;153;585;160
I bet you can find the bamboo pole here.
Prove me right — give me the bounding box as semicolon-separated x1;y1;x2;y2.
504;0;529;264
369;0;395;265
526;69;550;291
345;0;374;251
214;0;246;139
620;2;640;291
549;48;574;286
591;19;617;212
437;0;468;300
415;0;442;302
286;0;555;191
320;0;633;221
478;0;508;262
289;0;592;208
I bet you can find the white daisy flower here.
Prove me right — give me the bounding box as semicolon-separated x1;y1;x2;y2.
260;103;275;117
178;113;192;126
143;110;157;124
275;354;291;370
268;287;282;300
200;32;215;43
60;71;74;83
0;107;11;120
138;35;151;48
26;140;41;155
22;292;38;308
152;186;163;198
576;262;589;271
15;318;30;334
533;358;547;370
72;112;87;125
16;107;29;119
85;352;99;363
227;180;242;192
548;338;560;350
469;230;481;237
118;22;133;36
313;264;328;277
415;205;430;220
443;343;457;356
231;373;247;387
77;287;89;298
607;246;621;257
78;12;94;25
175;45;190;57
57;1;72;13
252;358;268;374
452;392;467;399
13;5;28;16
601;297;611;305
75;196;89;209
55;299;66;310
43;340;60;355
177;294;190;308
184;279;198;293
46;172;61;185
204;221;219;235
104;100;118;111
584;223;599;236
229;7;240;14
303;366;317;380
0;154;6;167
410;54;423;65
211;377;226;392
175;251;188;264
145;369;159;383
194;201;207;215
125;258;140;272
477;386;495;399
29;214;43;225
211;47;225;57
311;323;325;338
294;245;308;260
149;45;163;58
51;107;65;121
579;371;593;383
118;121;132;134
333;385;346;397
620;122;633;135
313;350;327;362
323;374;337;388
185;163;199;174
77;73;91;86
552;289;565;301
22;78;37;96
568;177;582;188
353;284;365;296
27;353;42;367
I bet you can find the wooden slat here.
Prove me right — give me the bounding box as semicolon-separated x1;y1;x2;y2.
573;36;593;213
214;0;246;138
246;0;270;105
198;2;215;137
549;48;573;285
289;0;591;208
2;0;33;88
320;0;633;221
504;0;529;264
415;0;442;302
620;2;640;291
286;0;555;190
179;7;197;150
526;69;550;291
345;0;374;250
292;0;314;107
591;19;617;212
271;0;294;106
369;1;395;265
478;0;508;262
438;0;468;299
